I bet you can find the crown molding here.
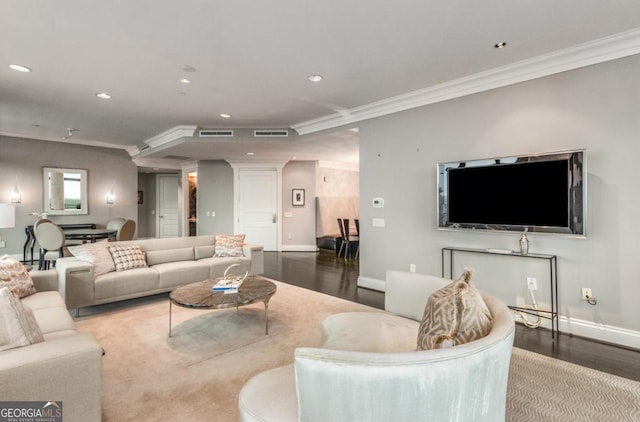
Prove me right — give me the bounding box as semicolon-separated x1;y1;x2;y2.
143;125;198;150
293;28;640;135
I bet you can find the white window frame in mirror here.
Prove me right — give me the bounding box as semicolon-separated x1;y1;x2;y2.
43;167;88;215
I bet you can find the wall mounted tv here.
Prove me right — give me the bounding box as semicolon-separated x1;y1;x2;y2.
437;149;586;236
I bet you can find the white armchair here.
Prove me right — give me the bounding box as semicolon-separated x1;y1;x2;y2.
238;271;515;422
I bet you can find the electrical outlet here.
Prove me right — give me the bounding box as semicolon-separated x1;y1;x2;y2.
409;264;416;273
526;277;537;290
581;288;592;300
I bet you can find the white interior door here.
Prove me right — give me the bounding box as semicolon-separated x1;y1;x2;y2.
158;175;179;238
238;170;278;250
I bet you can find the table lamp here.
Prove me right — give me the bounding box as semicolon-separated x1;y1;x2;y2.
0;203;16;248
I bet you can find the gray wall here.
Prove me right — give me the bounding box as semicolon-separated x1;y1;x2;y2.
196;161;235;235
358;54;640;347
282;161;316;250
0;136;138;256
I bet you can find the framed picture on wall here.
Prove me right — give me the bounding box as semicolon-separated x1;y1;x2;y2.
292;189;305;206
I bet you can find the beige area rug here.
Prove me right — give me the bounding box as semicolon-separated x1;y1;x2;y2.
74;280;640;422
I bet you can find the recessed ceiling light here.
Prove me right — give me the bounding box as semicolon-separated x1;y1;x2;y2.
96;92;112;99
247;152;255;156
494;41;507;49
180;78;191;84
220;113;231;119
180;65;196;73
9;64;32;72
308;74;323;82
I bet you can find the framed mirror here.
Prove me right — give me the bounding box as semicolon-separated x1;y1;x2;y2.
43;167;88;215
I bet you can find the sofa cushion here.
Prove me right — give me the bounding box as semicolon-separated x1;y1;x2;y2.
94;268;160;301
0;287;44;351
417;269;492;350
109;245;148;271
214;234;245;257
146;247;195;266
0;255;37;298
195;245;215;260
155;261;211;289
322;312;419;353
68;239;116;276
22;291;77;339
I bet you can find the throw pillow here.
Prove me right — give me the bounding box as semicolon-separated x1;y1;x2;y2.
0;286;44;351
68;239;116;276
214;234;245;257
108;245;148;272
417;268;493;350
0;255;37;298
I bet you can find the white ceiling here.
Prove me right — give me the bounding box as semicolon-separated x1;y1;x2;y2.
2;1;640;169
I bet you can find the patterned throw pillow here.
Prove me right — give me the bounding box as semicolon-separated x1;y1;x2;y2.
417;269;493;350
0;286;44;351
0;255;37;298
68;239;116;276
108;245;148;272
214;234;245;257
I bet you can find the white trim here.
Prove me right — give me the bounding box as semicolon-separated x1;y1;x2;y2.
293;28;640;135
357;276;386;292
558;316;640;350
282;244;319;252
143;125;197;150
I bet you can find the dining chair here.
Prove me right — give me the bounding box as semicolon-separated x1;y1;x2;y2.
337;218;359;259
34;221;65;270
118;219;136;241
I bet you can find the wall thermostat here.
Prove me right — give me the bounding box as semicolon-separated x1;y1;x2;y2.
372;197;384;208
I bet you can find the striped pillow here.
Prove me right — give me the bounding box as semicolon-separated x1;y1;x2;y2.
417;269;493;350
214;234;245;257
0;287;44;351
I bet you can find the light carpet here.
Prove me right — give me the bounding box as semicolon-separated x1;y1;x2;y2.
74;280;640;422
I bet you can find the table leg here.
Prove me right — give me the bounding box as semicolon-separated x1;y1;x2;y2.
169;300;172;337
264;299;271;335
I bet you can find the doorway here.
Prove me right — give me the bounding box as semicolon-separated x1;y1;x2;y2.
237;169;279;250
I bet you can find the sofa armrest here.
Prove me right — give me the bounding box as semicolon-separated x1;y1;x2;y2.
56;257;95;309
29;269;59;292
0;333;103;422
243;243;264;275
385;271;449;321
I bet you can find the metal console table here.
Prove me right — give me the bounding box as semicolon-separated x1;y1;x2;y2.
441;247;559;338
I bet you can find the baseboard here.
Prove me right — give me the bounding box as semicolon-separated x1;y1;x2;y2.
357;276;639;349
281;244;319;252
357;276;386;292
558;316;640;350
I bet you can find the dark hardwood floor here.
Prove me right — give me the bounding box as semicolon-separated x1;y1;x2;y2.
264;249;640;382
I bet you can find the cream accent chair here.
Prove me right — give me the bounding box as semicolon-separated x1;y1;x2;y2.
238;271;515;422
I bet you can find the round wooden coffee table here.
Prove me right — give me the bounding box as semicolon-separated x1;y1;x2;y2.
169;276;277;337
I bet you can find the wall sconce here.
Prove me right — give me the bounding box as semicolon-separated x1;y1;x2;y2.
106;189;116;205
10;176;22;204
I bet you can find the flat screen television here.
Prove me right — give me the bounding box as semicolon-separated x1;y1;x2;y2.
437;149;586;236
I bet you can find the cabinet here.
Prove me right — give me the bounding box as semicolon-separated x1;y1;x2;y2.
441;247;558;338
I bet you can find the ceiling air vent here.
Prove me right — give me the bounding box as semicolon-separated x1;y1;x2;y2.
254;129;289;138
198;129;234;137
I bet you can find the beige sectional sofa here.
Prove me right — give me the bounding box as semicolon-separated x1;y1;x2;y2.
55;235;264;314
0;269;103;422
238;270;515;422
